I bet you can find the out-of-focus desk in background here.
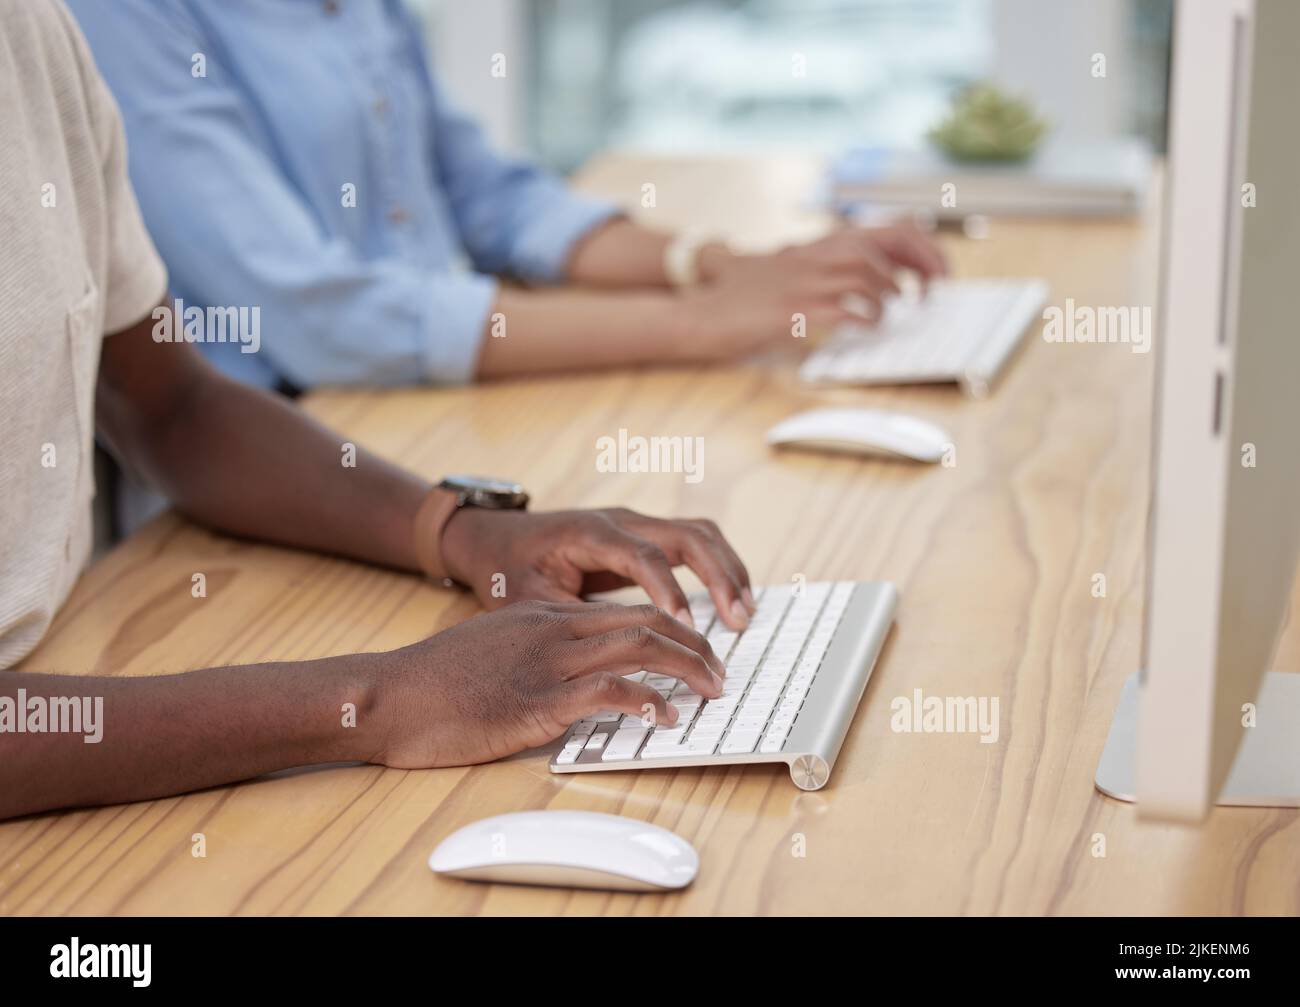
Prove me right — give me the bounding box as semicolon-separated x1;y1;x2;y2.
4;154;1298;916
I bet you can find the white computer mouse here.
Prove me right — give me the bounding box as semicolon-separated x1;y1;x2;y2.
428;810;699;892
766;407;952;463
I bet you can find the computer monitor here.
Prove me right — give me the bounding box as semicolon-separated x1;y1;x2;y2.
1094;0;1300;821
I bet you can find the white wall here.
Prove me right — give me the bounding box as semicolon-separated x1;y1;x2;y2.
993;0;1133;140
412;0;528;152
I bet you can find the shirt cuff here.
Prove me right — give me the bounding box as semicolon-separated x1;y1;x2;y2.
422;270;499;385
510;194;623;285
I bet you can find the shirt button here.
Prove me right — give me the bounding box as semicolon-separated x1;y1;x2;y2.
373;96;389;118
387;206;410;225
323;0;339;14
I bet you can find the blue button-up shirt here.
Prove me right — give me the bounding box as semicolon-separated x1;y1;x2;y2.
68;0;619;389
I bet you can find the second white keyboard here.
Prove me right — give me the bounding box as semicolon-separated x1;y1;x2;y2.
800;278;1048;396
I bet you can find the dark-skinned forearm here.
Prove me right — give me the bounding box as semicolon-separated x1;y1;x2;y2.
114;366;430;573
0;660;379;819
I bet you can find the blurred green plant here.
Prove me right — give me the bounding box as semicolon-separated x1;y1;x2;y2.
927;82;1049;162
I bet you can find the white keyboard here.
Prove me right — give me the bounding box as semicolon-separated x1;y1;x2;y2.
800;278;1048;397
548;580;897;790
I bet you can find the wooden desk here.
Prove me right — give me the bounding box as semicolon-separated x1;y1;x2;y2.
5;155;1298;917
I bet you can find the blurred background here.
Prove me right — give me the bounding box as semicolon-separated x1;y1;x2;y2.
409;0;1172;173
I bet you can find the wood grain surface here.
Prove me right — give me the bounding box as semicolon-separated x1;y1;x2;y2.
5;155;1297;916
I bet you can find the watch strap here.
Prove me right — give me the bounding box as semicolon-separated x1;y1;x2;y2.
413;485;463;583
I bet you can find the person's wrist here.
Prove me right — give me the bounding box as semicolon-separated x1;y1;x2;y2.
665;292;713;363
438;506;497;589
316;653;385;763
353;643;459;768
696;242;739;284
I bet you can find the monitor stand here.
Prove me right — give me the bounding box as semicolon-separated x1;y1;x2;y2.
1095;671;1300;807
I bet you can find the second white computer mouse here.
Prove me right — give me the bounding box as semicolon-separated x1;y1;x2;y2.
766;407;952;463
428;810;699;892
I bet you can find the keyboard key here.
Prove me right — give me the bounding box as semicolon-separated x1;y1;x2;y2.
731;637;768;657
602;727;648;761
806;636;834;657
783;683;810;705
642;735;685;752
801;582;831;602
707;631;738;658
741;695;777;715
640;747;686;760
720;730;760;754
761;725;790;750
649;726;687;742
584;732;609;751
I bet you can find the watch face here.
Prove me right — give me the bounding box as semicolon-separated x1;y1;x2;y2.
440;475;529;508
